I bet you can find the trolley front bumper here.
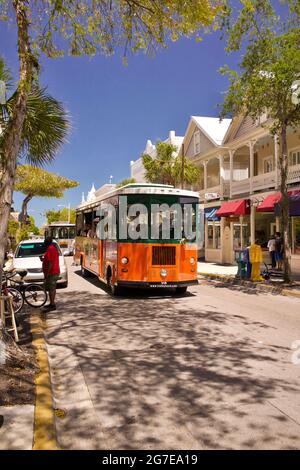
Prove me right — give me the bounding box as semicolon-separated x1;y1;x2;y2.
117;280;198;289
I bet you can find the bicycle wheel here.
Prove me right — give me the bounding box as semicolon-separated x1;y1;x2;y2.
7;288;24;314
24;284;47;308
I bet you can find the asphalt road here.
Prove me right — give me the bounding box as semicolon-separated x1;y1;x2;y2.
45;257;300;450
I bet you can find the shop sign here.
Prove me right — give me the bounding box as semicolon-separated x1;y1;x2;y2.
205;192;220;201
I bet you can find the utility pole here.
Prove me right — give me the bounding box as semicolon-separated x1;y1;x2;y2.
181;143;185;189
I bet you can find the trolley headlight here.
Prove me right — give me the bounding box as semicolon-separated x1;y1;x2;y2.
190;257;196;265
121;257;129;265
160;269;167;277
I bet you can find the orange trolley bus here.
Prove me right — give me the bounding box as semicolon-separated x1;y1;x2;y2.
74;184;199;295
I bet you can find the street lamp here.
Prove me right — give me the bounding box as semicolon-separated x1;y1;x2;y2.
57;203;71;223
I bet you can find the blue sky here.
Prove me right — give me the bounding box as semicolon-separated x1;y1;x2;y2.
1;17;239;227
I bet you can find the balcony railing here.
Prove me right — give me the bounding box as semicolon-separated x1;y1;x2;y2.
199;164;300;201
288;164;300;185
252;171;277;192
231;179;250;196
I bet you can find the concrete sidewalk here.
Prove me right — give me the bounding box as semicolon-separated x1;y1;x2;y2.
197;261;300;298
198;261;238;277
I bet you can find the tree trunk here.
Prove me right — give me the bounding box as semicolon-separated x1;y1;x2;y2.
20;193;32;224
0;0;34;291
279;125;291;283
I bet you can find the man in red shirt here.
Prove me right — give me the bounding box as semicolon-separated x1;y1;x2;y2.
42;237;60;311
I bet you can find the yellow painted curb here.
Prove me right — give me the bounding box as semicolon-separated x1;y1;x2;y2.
30;310;57;450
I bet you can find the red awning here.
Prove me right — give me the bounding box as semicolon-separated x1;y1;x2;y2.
256;192;281;212
215;199;250;217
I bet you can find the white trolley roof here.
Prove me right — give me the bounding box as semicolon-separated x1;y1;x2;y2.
77;184;199;212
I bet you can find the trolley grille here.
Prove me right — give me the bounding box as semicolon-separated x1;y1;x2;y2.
152;246;176;266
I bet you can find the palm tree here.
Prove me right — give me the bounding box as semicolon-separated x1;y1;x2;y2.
142;141;201;188
0;57;70;278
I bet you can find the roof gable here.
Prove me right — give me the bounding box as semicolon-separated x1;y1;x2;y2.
191;116;231;146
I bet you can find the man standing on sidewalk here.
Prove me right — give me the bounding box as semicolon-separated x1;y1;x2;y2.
42;237;60;311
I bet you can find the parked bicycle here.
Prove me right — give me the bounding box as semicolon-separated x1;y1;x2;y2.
1;270;47;313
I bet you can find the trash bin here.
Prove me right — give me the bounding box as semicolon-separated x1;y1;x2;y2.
235;250;248;279
243;247;252;279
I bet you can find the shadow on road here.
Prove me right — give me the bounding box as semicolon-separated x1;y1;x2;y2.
44;280;300;450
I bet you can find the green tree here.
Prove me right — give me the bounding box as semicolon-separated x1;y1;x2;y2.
14;215;39;243
46;207;76;224
116;177;136;188
142;141;201;187
7;219;19;251
220;0;300;282
0;59;69;275
15;165;78;223
8;219;19;239
27;215;40;235
0;0;224;276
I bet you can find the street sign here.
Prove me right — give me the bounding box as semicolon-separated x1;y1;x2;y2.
205;192;220;200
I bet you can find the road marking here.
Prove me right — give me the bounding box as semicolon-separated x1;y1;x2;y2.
30;310;57;450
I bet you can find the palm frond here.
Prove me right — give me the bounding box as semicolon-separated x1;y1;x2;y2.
6;86;70;166
0;57;12;135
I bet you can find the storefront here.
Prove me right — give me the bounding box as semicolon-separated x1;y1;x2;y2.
215;199;250;264
203;191;300;273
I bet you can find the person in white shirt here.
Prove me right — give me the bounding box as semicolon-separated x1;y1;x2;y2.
267;235;276;268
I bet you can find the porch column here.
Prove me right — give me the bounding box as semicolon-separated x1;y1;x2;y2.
250;204;256;244
203;160;208;190
276;216;280;232
274;134;279;189
220;216;225;256
218;155;224;199
229;150;235;198
248;140;256;194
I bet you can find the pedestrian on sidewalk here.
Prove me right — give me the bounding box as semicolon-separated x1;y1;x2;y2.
41;237;60;311
275;231;283;270
267;234;276;268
